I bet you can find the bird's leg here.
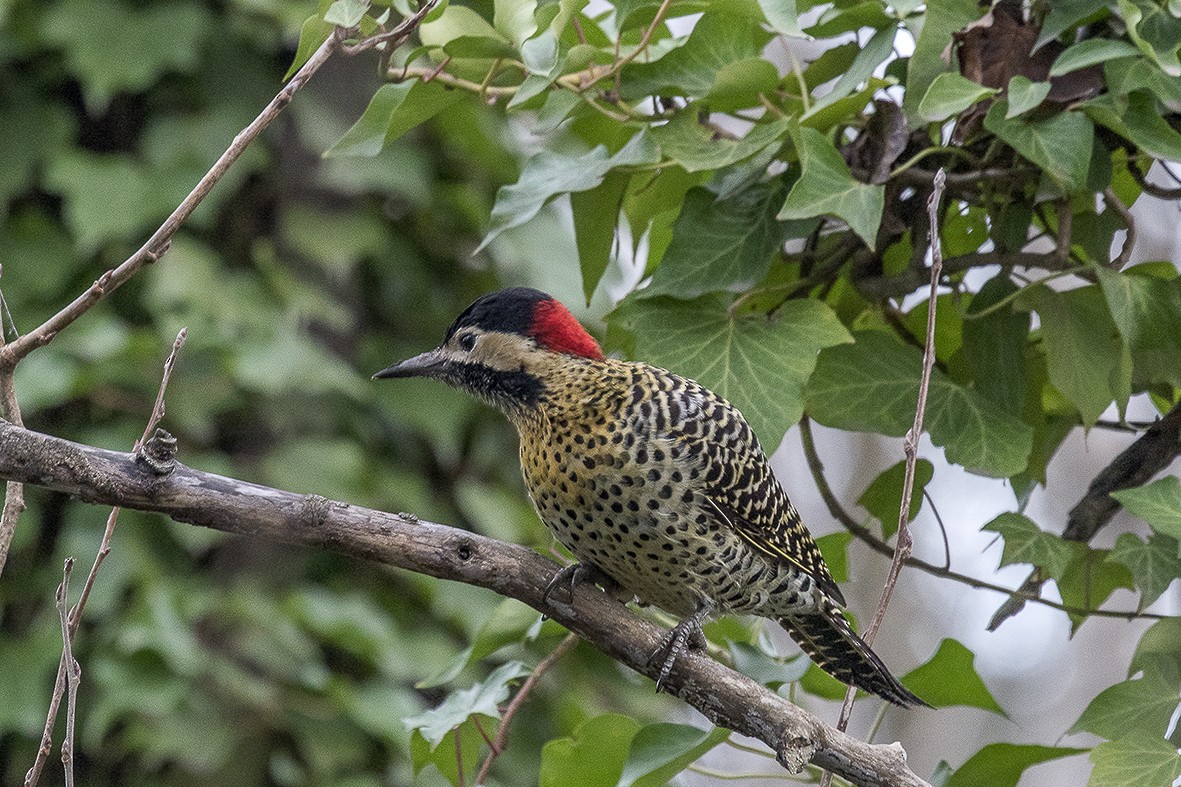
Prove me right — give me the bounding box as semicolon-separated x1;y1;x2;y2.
650;600;713;693
543;562;621;606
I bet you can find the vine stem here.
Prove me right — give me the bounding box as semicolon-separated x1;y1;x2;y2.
474;633;579;784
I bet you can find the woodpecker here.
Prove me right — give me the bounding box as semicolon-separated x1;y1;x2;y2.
375;287;925;707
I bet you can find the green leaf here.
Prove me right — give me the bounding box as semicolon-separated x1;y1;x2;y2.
1132;618;1181;678
419;4;517;58
618;723;728;787
43;0;210;113
403;661;528;746
326;81;463;158
417;599;547;688
858;459;934;541
1119;0;1181;77
621;296;852;448
44;152;157;254
493;0;537;47
806;25;897;114
961;275;1029;414
706;57;780;112
779;125;885;248
644;184;791;300
903;0;982;123
1111;476;1181;541
947;744;1087;787
1035;0;1110;50
983;103;1094;192
807;331;1034;477
1072;669;1181;741
1050;39;1141;77
1108;532;1181;610
286;15;336;79
1005;76;1051;118
815;532;853;583
1057;549;1135;632
1023;285;1128;427
1095;266;1181;382
571;171;629;302
805;2;892;38
651;113;789;173
727;642;810;688
325;0;368;26
539;714;641;787
621;12;770;100
757;0;803;37
917;73;998;122
1088;737;1181;787
479;131;658;251
983;512;1078;580
902;639;1005;714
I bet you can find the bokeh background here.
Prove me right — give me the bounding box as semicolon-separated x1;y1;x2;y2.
1;0;1178;785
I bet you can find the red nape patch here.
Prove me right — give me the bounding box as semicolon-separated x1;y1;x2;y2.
528;299;605;360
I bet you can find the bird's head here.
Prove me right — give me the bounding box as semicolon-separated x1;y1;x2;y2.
373;287;604;410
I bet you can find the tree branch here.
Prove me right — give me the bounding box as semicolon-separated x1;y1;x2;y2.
0;420;930;787
987;400;1181;630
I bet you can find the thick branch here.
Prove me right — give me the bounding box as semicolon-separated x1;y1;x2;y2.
0;420;929;787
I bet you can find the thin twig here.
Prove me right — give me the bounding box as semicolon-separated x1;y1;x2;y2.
832;169;947;736
341;0;439;54
25;331;187;787
474;633;579;784
796;419;1164;621
54;559;79;787
0;280;27;576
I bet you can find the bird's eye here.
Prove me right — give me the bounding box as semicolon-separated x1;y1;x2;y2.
458;333;477;352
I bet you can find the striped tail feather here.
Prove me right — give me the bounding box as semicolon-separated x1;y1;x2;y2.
779;604;929;708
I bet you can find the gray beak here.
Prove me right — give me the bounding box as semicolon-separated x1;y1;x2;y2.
372;348;447;380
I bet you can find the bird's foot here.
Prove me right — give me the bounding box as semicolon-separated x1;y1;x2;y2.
542;562;620;606
649;602;712;693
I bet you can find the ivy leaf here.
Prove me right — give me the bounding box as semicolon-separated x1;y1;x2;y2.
983;103;1094;192
417;599;548;688
618;723;729;787
961;274;1029;414
858;459;934;541
917;72;998;122
1071;669;1181;741
902;639;1005;715
1095;264;1181;386
1005;76;1051;118
1036;0;1110;50
571;171;630;302
983;512;1078;581
402;661;528;745
1088;737;1181;787
493;0;537;47
324;0;369;26
478;131;658;251
1050;39;1141;77
621;12;770;100
1057;548;1135;632
621;296;852;448
1111;476;1181;541
779;125;885;248
815;532;852;583
326;81;462;158
806;26;897;115
728;642;810;688
419;4;517;58
644;184;791;300
757;0;804;37
1132;618;1181;678
947;744;1087;787
902;0;982;123
540;714;641;787
1022;284;1129;427
1107;532;1181;610
652;113;789;173
806;331;1034;477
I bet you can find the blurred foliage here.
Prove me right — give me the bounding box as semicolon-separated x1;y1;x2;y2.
3;0;1181;785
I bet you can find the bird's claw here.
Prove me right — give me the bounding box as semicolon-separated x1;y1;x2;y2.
649;611;710;693
543;562;622;606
